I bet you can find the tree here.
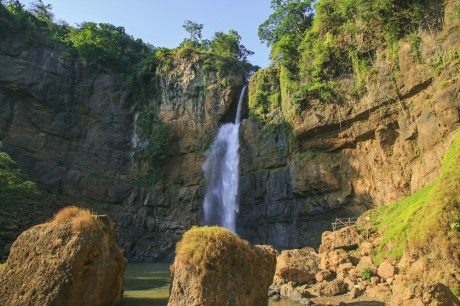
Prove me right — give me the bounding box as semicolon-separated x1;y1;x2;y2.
182;20;203;45
67;22;153;70
210;30;254;62
258;0;315;47
3;0;24;13
29;0;54;22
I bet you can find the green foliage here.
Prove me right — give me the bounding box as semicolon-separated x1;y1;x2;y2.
433;49;460;75
407;32;422;62
67;22;154;71
0;142;42;204
248;66;281;119
361;267;372;281
209;30;254;62
258;0;315;47
136;103;169;188
28;0;53;22
260;0;443;110
175;226;258;272
126;53;158;105
367;131;460;263
182;20;203;47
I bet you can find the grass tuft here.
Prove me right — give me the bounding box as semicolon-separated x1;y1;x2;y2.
52;206;96;232
366;131;460;266
175;226;257;273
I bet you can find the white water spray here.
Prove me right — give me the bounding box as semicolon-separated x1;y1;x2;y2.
202;86;246;232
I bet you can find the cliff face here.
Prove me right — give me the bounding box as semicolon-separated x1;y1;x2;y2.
238;0;460;249
0;0;459;261
0;5;244;261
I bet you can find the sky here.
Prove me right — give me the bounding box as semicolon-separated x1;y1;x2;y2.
23;0;273;68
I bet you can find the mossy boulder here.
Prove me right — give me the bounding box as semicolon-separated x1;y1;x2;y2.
0;206;127;306
168;226;277;306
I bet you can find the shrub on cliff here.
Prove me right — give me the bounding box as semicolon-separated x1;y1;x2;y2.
0;142;42;204
258;0;445;107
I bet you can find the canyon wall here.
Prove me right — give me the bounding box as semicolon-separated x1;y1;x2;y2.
0;1;459;260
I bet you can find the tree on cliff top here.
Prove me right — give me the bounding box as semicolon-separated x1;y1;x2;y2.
258;0;315;47
182;20;204;47
29;0;53;22
210;30;254;62
258;0;315;68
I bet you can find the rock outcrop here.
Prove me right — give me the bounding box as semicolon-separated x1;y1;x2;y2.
0;5;245;261
0;207;127;306
238;0;460;250
0;0;459;261
274;248;320;285
168;226;276;306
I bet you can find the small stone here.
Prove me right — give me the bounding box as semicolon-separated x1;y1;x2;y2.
386;276;394;285
337;262;354;273
371;276;380;285
271;294;281;301
377;260;396;279
360;241;374;256
299;298;311;305
315;270;332;282
290;290;304;302
349;286;363;299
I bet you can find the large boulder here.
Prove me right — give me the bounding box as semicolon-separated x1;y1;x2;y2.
319;226;362;252
0;206;127;306
168;226;277;306
274;248;320;285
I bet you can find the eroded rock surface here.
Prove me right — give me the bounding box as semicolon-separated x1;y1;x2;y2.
168;226;276;306
0;207;127;306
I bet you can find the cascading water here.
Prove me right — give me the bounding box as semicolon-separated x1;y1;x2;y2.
202;86;246;232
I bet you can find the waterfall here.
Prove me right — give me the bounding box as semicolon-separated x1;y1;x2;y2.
202;86;246;232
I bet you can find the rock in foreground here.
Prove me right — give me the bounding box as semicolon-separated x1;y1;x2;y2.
168;226;277;306
274;248;320;285
0;206;127;306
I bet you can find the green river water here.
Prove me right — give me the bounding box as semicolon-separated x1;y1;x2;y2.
121;263;298;306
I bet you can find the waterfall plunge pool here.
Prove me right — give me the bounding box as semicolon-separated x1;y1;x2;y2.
121;263;299;306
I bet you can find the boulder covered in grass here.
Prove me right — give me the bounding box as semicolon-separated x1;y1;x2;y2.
168;226;277;306
0;206;127;306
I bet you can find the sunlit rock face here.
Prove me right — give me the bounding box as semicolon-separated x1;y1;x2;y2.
1;0;459;261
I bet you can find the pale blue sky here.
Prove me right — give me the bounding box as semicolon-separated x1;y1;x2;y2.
24;0;273;68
